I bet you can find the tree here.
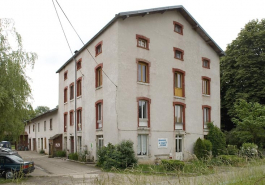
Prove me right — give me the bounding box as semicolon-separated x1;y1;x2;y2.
231;99;265;147
0;19;37;141
221;19;265;130
207;122;226;156
34;106;50;117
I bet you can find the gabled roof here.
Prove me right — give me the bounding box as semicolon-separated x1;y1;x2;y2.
29;107;58;123
56;5;224;73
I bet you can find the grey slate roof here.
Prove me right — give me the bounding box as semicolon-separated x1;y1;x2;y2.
56;5;224;73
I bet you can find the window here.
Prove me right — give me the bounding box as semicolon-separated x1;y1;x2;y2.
202;105;211;129
202;76;211;95
137;97;151;127
137;135;148;156
44;138;47;149
33;125;35;132
38;123;40;132
97;135;104;150
70;110;74;126
173;68;185;97
95;41;103;56
44;121;46;131
78;136;82;152
64;71;68;80
50;119;52;130
173;21;184;35
136;59;150;83
95;64;103;88
76;58;82;70
29;125;30;134
202;57;210;69
95;100;103;129
173;102;186;130
69;83;74;100
64;87;68;103
173;47;184;61
136;34;150;50
77;77;82;97
77;107;82;131
64;113;67;132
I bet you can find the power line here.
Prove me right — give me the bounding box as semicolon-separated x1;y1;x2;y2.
55;0;118;88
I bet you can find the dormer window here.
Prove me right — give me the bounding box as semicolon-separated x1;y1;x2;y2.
95;41;103;57
136;34;150;50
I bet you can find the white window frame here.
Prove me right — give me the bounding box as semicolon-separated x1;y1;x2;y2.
137;135;148;156
138;39;147;48
97;103;102;129
175;105;183;130
139;100;148;127
203;108;210;128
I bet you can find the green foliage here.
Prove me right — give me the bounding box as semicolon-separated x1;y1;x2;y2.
39;149;45;154
69;152;78;160
194;138;212;159
161;159;184;171
226;145;238;155
231;100;265;146
207;122;226;156
218;155;244;166
240;143;258;158
55;150;66;157
34;106;50;117
0;19;37;141
97;140;137;169
78;150;88;162
221;19;265;130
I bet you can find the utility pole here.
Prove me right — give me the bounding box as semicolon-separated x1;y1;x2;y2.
74;51;77;153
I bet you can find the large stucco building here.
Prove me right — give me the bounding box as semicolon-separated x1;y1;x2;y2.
25;5;224;162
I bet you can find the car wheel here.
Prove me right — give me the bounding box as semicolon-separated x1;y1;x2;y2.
5;171;14;179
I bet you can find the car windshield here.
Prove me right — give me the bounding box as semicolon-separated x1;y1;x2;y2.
7;155;24;163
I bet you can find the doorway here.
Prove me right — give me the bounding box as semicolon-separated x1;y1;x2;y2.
70;136;74;153
175;135;183;160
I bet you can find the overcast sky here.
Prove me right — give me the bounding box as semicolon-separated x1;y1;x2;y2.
1;0;264;109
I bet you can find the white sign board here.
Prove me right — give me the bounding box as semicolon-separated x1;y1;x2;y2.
158;138;168;148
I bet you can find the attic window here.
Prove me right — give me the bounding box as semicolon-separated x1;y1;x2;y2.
76;59;82;70
202;57;210;69
173;21;183;35
136;34;150;50
95;41;103;57
64;71;68;80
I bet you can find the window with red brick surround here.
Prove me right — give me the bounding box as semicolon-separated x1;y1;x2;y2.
136;58;150;83
76;77;82;97
202;76;211;95
77;107;82;131
64;87;68;103
172;68;185;97
69;110;74;126
136;34;150;50
95;100;103;129
76;58;82;70
95;41;103;57
95;63;103;88
173;102;186;130
137;97;151;127
202;105;211;129
173;21;184;35
173;47;184;61
69;82;74;100
64;70;68;80
64;112;67;132
202;57;210;69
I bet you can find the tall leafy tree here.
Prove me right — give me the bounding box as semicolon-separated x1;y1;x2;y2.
221;19;265;130
34;106;50;117
0;19;37;141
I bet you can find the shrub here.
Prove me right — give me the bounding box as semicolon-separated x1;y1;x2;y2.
55;150;66;157
97;140;137;169
226;145;238;155
240;143;258;158
69;152;78;160
207;122;226;156
218;155;244;166
78;150;88;162
39;149;45;154
194;138;212;159
161;159;184;171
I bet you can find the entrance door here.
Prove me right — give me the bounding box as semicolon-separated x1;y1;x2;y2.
33;138;36;151
29;139;31;150
70;136;74;153
175;135;183;160
41;138;43;150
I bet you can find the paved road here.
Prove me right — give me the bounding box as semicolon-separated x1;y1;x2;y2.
6;151;103;185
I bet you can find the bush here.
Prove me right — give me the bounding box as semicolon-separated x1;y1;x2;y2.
69;152;78;160
39;149;45;154
240;143;258;158
226;145;238;155
207;122;226;156
218;155;244;166
161;159;184;171
194;138;212;159
78;150;88;162
97;140;137;169
55;150;66;157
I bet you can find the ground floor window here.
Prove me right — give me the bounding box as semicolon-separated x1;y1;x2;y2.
97;135;104;150
137;135;148;156
78;136;82;152
175;135;182;153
